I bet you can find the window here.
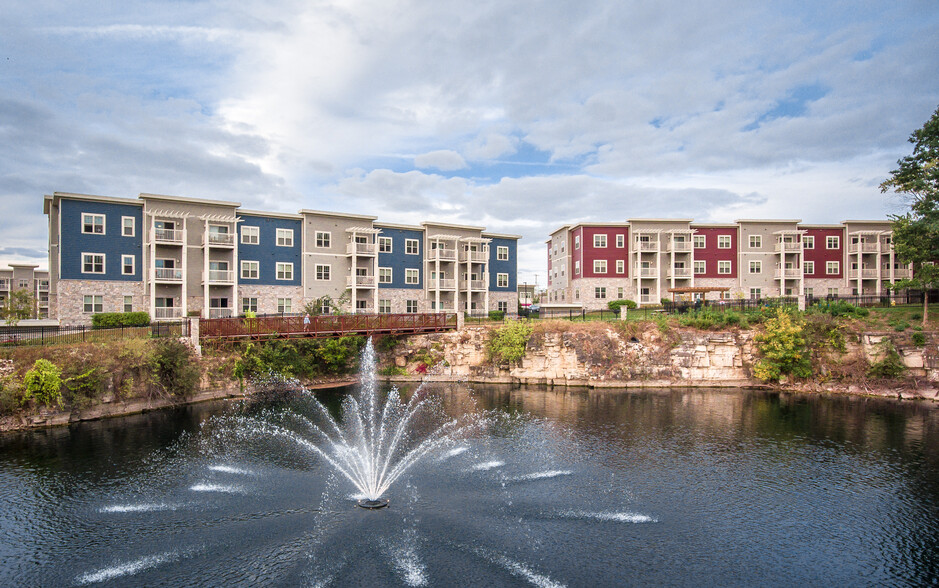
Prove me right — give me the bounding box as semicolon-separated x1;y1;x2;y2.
123;295;133;313
82;253;105;274
82;213;105;234
315;264;330;281
242;297;258;313
406;300;418;313
379;237;393;253
693;235;706;248
803;235;815;249
595;287;607;299
616;234;625;248
594;260;607;274
379;299;391;314
121;255;135;276
241;226;259;244
277;298;292;314
718;235;731;249
497;273;509;288
356;300;368;310
827;261;840;275
804;287;814;297
405;239;419;255
827;236;840;249
315;231;331;248
498;301;508;312
83;295;103;313
616;260;625;274
594;234;607;248
803;261;814;275
749;235;762;248
405;269;419;284
574;261;580;275
241;261;259;279
749;261;761;274
694;260;706;274
379;267;392;284
717;261;731;274
276;228;294;247
320;300;331;314
497;246;509;261
276;262;293;281
355;235;368;244
574;235;580;250
749;288;761;300
828;287;839;297
122;216;135;237
617;287;625;299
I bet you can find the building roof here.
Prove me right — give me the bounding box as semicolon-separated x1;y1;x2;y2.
299;209;378;221
139;192;241;208
239;209;303;220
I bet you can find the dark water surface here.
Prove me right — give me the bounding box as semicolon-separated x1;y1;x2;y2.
1;385;938;587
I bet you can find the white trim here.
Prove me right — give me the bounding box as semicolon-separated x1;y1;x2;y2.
275;262;294;281
121;254;135;276
241;225;259;244
81;252;106;274
718;260;732;274
276;228;294;247
378;236;393;253
82;294;103;314
496;245;509;261
121;216;135;237
404;268;419;284
405;238;420;255
593;259;607;274
593;234;608;248
314;231;331;248
379;266;393;284
314;263;331;281
497;273;509;288
240;260;259;279
81;213;106;235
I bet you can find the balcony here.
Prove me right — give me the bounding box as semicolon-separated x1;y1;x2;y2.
428;278;456;290
346;242;376;256
154;307;182;319
638;267;658;277
775;269;802;279
0;280;9;290
667;241;692;252
207;270;234;284
848;243;879;253
461;279;487;291
154;267;183;282
37;281;49;291
427;248;457;261
891;268;911;279
776;242;801;252
668;267;692;278
154;228;183;244
207;232;235;247
640;295;653;304
208;308;233;319
459;250;489;263
347;275;377;288
847;269;879;279
636;241;658;252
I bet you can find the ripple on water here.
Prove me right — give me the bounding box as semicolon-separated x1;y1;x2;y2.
558;510;657;523
470;460;505;471
99;503;178;513
76;551;178;584
190;483;245;494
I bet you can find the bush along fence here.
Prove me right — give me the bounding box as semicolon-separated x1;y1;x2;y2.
0;320;189;347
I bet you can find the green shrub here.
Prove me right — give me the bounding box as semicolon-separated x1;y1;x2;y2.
0;385;22;415
912;331;927;346
868;339;906;379
91;312;151;328
809;300;869;319
753;312;811;382
488;321;534;365
151;339;200;396
22;359;63;407
378;366;408;376
608;299;637;312
911;313;923;321
488;310;505;321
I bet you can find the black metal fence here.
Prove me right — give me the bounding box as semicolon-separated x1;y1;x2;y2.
0;321;189;347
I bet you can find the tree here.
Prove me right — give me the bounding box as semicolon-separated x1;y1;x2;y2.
881;105;939;326
1;289;34;326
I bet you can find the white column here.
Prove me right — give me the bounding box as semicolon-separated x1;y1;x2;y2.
181;217;188;318
435;238;441;312
231;222;238;317
351;233;358;314
149;214;156;319
203;219;209;317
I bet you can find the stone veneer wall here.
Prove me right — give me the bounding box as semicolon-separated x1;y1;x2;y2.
570;278;635;310
489;291;517;313
804;278;844;297
378;288;429;313
237;285;305;315
55;280;145;325
691;278;742;299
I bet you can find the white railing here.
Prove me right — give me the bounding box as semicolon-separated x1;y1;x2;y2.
154;267;183;281
0;280;9;290
207;232;235;246
208;270;234;283
208;308;233;318
891;268;911;278
668;241;692;252
668;268;692;278
460;251;489;263
776;242;801;252
848;243;879;253
464;279;487;290
154;228;183;243
636;241;658;251
639;267;658;277
347;275;377;287
429;278;456;289
775;269;802;278
346;242;376;255
640;295;653;303
848;269;879;279
154;307;182;319
37;281;49;291
427;248;457;261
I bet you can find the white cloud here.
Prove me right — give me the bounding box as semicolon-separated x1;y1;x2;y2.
413;149;468;171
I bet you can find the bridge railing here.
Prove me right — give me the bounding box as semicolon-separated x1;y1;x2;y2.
200;312;458;340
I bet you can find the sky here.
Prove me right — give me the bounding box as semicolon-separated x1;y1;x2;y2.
1;0;937;285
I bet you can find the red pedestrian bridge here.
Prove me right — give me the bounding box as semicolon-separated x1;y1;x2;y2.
199;312;458;341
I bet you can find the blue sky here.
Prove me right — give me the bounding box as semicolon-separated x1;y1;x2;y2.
1;0;937;283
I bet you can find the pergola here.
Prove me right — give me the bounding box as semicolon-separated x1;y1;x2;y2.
666;286;730;302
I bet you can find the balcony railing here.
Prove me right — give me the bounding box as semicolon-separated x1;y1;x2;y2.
638;267;658;277
208;308;233;319
347;275;377;288
429;278;456;290
459;251;489;263
208;270;234;284
0;280;9;290
887;268;911;278
154;228;183;243
640;295;653;303
775;269;802;279
461;279;487;291
636;241;658;252
848;269;879;279
154;267;183;281
154;307;182;319
346;242;376;256
848;243;879;253
427;248;457;261
668;268;692;278
37;281;49;291
776;242;801;252
207;232;235;246
667;241;692;252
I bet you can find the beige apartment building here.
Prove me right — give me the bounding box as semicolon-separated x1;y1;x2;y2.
0;263;51;319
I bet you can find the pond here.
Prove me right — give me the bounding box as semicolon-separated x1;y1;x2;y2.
1;384;938;587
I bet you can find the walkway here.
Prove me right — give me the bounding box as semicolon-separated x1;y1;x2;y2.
199;312;458;341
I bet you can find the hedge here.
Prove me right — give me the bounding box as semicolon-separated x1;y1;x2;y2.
91;312;151;328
